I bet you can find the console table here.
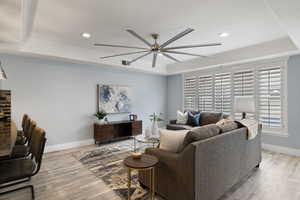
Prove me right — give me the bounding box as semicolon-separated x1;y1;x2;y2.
94;120;142;144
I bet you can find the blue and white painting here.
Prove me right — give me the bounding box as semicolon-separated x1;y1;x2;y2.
98;85;132;113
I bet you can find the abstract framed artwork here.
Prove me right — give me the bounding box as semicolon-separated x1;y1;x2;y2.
97;84;132;113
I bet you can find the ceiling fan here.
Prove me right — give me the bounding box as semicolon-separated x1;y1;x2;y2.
94;28;222;68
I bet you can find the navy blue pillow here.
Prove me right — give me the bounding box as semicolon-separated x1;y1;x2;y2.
187;112;201;126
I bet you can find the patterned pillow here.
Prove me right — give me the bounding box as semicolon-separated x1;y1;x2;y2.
176;110;188;124
187;112;201;126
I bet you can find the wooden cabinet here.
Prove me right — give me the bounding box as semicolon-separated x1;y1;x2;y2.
94;120;142;144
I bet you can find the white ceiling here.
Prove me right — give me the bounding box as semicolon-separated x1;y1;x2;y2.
0;0;299;74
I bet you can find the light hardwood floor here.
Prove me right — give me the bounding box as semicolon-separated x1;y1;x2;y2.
1;144;300;200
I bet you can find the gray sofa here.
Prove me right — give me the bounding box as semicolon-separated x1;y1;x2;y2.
139;125;262;200
167;111;229;130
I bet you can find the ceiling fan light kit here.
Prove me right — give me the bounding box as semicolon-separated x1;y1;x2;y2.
94;28;222;68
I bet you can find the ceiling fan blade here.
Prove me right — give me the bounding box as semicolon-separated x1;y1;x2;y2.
94;43;148;50
160;28;194;48
100;50;149;59
163;50;207;58
161;52;181;62
128;51;152;64
126;29;152;47
152;53;158;68
163;43;222;50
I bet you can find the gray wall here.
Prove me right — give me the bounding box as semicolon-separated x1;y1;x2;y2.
262;55;300;149
166;74;183;120
166;55;300;149
0;54;167;146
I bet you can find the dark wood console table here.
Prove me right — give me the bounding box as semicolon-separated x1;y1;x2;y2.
94;120;142;144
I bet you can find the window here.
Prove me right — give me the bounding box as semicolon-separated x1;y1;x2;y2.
258;67;282;129
233;70;255;119
214;73;232;114
183;59;287;134
198;75;213;112
183;75;197;111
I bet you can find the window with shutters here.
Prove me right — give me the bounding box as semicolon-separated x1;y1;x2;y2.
182;59;287;135
233;70;255;119
198;75;213;112
183;75;197;111
214;73;232;114
258;67;282;129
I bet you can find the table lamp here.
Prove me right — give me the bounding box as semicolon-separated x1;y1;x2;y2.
234;96;255;119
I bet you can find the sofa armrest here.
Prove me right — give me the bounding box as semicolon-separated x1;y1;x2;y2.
169;120;177;124
141;146;195;200
145;148;180;168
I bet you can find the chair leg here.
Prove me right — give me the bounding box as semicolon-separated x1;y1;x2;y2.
0;185;35;200
30;185;35;200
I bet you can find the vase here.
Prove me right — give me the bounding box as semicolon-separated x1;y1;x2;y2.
144;127;151;139
151;120;159;138
97;119;105;124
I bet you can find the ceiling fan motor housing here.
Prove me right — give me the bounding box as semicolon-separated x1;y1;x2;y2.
122;60;130;65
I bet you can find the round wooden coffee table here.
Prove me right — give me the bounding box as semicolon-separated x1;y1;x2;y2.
123;154;158;200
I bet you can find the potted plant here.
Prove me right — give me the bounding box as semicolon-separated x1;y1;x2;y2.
149;112;164;138
94;110;108;124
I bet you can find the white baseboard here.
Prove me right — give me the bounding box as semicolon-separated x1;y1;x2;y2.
45;139;94;153
262;143;300;157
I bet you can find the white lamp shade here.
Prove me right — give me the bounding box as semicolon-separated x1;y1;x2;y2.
234;96;255;113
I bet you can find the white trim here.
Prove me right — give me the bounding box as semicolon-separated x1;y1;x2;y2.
262;143;300;157
168;50;300;75
45;139;94;153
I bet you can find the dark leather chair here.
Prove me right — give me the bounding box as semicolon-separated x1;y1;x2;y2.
17;114;29;136
16;115;31;145
12;120;37;158
0;127;47;200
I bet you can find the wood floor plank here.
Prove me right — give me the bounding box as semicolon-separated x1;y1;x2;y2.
1;144;300;200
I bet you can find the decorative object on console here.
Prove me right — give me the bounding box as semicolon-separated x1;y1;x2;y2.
234;96;255;119
94;110;108;124
98;84;132;113
149;112;164;138
129;114;137;121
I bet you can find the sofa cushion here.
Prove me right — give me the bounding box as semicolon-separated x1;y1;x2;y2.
166;124;193;130
159;129;189;153
200;112;223;126
176;111;188;124
187;112;201;126
178;124;221;152
216;119;239;133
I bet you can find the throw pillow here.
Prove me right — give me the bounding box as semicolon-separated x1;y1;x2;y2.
200;112;223;126
187;112;201;126
159;129;189;153
176;110;188;124
177;124;221;152
216;119;238;133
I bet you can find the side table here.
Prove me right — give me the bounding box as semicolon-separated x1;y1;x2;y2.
123;154;158;200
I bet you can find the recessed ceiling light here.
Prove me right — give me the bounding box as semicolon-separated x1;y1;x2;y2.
81;32;91;39
219;32;230;38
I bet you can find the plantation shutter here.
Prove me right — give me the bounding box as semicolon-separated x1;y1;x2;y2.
198;75;213;112
184;75;198;111
258;67;282;128
214;73;232;114
233;70;255;119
